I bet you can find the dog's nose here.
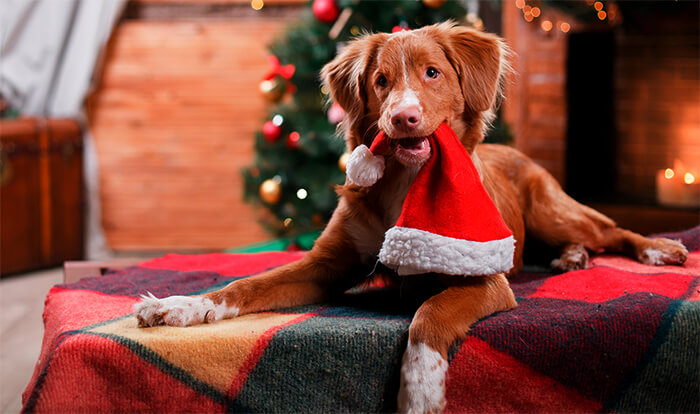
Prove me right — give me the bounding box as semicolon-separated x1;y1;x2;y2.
391;107;422;132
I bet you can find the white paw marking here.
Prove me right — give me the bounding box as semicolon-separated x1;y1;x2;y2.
398;341;448;414
642;247;680;266
134;292;238;327
551;246;588;271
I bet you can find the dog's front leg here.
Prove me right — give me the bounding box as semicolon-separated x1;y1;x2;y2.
398;274;517;414
135;216;361;327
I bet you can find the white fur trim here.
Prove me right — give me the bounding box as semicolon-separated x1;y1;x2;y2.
397;341;448;414
346;144;385;187
134;292;239;327
379;226;515;276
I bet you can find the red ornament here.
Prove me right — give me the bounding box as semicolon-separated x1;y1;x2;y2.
312;0;339;24
392;25;411;33
262;121;281;142
287;131;301;149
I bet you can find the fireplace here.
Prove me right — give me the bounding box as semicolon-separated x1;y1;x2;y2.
503;1;699;234
566;1;699;207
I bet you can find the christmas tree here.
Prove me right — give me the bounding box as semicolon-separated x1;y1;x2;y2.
243;0;500;239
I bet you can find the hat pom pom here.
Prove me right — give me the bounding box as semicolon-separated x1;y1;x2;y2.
346;144;385;187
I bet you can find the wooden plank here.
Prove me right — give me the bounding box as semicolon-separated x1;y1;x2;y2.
87;18;296;251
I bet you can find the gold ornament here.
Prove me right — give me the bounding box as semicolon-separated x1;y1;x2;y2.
422;0;445;9
338;152;350;172
259;178;282;204
259;77;286;102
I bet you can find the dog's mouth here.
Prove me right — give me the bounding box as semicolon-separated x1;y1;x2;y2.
390;136;432;166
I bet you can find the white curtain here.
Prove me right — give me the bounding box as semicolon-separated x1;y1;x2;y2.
1;0;127;259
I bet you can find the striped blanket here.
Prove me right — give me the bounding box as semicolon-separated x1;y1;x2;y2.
22;227;699;413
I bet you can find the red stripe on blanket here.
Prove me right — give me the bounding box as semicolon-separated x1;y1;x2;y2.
32;334;225;413
140;252;305;275
445;337;601;413
227;313;313;399
23;289;141;404
591;251;700;275
530;266;697;303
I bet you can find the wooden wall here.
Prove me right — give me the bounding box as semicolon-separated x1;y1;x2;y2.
502;3;568;184
88;1;303;251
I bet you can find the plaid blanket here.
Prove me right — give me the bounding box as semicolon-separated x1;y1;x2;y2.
22;227;700;413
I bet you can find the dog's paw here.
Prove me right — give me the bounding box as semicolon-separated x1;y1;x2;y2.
551;244;589;272
134;293;238;327
638;238;688;266
397;341;447;414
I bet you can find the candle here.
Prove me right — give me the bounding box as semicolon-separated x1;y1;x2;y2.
656;160;700;208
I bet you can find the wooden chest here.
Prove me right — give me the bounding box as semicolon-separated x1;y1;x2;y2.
1;118;84;276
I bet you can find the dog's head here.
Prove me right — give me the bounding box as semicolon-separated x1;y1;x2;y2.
321;22;508;167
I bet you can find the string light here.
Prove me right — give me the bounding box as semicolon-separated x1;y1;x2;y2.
665;168;675;179
593;1;604;11
598;10;607;20
272;114;284;126
296;188;308;200
684;172;696;185
251;0;264;10
516;1;574;33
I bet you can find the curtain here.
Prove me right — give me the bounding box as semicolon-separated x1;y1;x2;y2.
1;0;127;259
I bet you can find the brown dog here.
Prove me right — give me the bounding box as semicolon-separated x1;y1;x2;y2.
135;22;688;413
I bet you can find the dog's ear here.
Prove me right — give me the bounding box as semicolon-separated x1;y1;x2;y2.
321;33;386;145
438;24;506;113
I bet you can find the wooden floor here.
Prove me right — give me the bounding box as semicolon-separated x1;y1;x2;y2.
0;268;62;414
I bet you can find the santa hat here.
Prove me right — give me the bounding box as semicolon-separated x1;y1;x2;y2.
346;122;515;276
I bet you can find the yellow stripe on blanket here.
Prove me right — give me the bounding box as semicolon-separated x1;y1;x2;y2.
88;312;306;392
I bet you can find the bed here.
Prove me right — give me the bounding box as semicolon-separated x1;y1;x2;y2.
22;227;699;413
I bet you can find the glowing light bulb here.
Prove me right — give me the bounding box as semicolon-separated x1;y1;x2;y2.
684;172;695;185
665;168;675;179
531;7;541;17
251;0;264;10
598;10;607;20
541;20;553;31
560;22;571;33
515;0;525;9
594;1;604;11
296;188;308;200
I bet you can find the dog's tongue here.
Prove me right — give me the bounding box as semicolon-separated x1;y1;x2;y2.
394;136;431;162
398;137;426;150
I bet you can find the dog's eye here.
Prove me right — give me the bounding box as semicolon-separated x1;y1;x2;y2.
426;67;439;79
377;74;388;87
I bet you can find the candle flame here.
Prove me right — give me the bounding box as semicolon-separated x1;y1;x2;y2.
664;168;674;179
684;172;695;185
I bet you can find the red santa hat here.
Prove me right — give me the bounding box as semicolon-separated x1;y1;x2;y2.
346;122;515;276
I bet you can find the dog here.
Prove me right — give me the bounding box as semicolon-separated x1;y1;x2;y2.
135;22;688;413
